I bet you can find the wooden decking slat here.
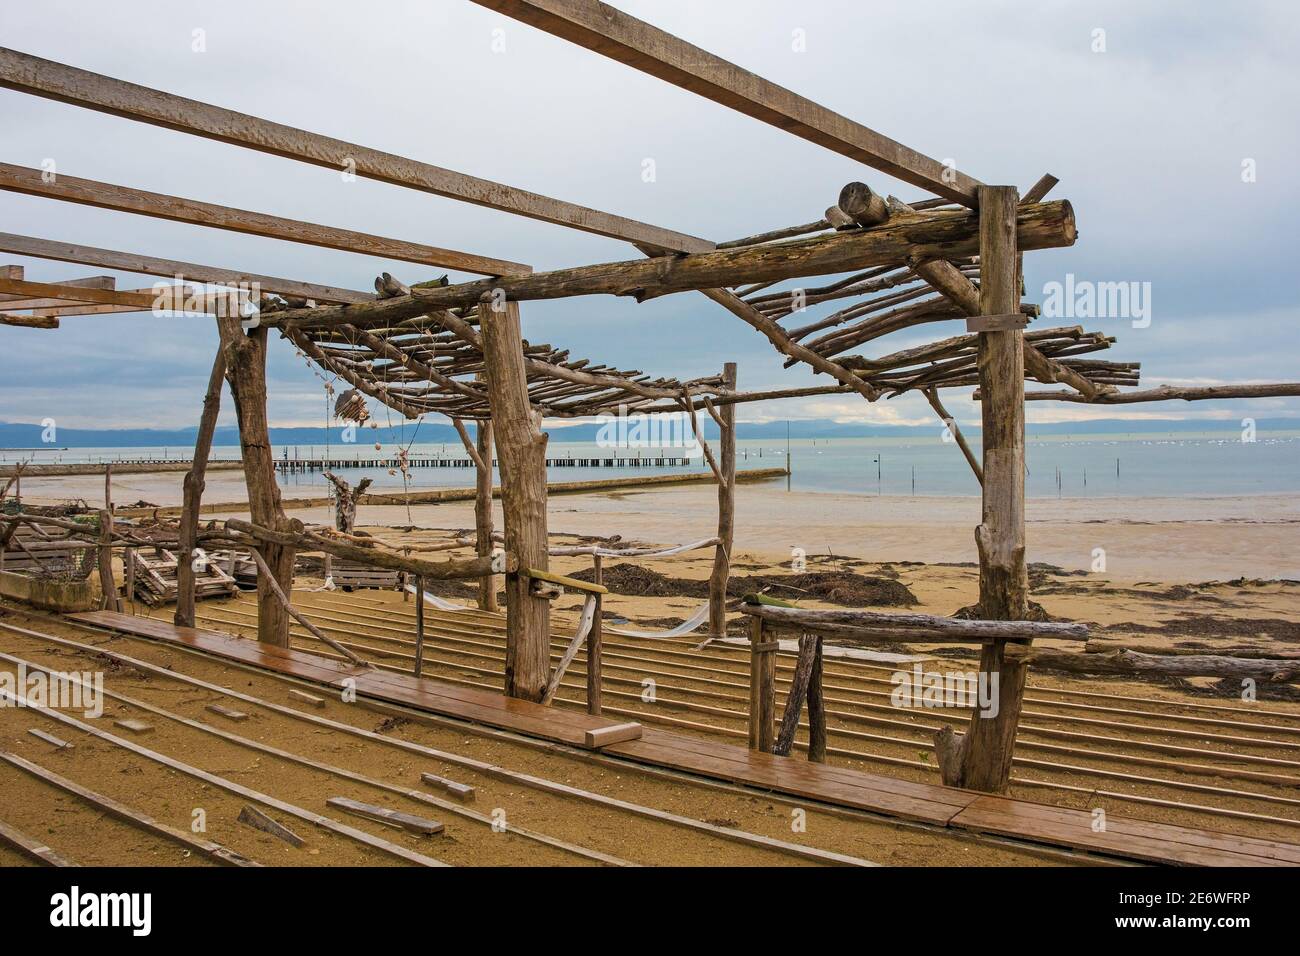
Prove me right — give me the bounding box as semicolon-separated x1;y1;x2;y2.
67;610;1300;867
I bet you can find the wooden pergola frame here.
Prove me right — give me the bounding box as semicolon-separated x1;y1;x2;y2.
4;0;1299;795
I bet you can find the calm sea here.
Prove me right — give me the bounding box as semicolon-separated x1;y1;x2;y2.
8;428;1299;499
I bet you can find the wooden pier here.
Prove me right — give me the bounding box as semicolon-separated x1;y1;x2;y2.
272;454;696;474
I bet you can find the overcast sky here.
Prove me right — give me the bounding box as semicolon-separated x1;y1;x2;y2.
1;0;1297;432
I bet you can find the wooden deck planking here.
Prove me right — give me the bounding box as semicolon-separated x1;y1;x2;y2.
950;796;1300;867
66;610;1300;866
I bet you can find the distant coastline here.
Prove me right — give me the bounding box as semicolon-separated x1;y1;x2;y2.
3;416;1299;449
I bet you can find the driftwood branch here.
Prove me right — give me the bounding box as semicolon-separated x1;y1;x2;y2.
245;546;369;667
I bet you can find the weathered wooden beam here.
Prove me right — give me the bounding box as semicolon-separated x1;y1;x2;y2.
471;0;982;205
739;601;1086;641
0;312;58;328
1005;645;1300;683
271;202;1075;331
0;232;372;303
0;276;154;308
0;47;707;255
0;162;529;277
0;273;114;308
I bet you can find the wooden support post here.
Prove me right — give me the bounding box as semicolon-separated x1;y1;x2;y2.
124;547;135;607
587;554;603;715
773;632;818;757
414;575;425;677
747;616;777;752
708;362;737;638
807;635;826;763
176;346;226;628
937;185;1031;793
104;463;112;513
480;299;551;702
215;315;295;648
96;509;121;613
475;417;498;612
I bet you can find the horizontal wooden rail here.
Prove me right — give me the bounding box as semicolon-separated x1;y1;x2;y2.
739;596;1088;644
521;566;609;595
221;517;513;581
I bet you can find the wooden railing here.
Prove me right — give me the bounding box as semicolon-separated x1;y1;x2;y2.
738;594;1088;762
522;566;608;716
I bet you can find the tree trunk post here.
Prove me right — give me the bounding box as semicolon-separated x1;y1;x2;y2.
97;509;121;613
475;416;498;612
216;316;295;648
938;185;1031;793
176;346;227;628
479;298;550;701
708;362;737;638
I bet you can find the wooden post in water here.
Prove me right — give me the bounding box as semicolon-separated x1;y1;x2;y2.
708;362;737;638
176;347;226;628
935;185;1031;793
480;299;550;701
216;315;295;648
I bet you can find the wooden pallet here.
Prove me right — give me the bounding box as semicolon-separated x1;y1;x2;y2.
332;560;400;591
207;549;258;588
68;610;1300;867
128;549;238;607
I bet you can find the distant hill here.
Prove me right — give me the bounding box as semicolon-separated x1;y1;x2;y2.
3;416;1295;450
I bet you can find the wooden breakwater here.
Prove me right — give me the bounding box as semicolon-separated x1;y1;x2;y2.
114;467;789;519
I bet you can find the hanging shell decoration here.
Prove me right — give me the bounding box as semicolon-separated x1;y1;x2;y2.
333;388;370;423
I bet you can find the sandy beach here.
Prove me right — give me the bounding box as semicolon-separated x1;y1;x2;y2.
21;470;1299;582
